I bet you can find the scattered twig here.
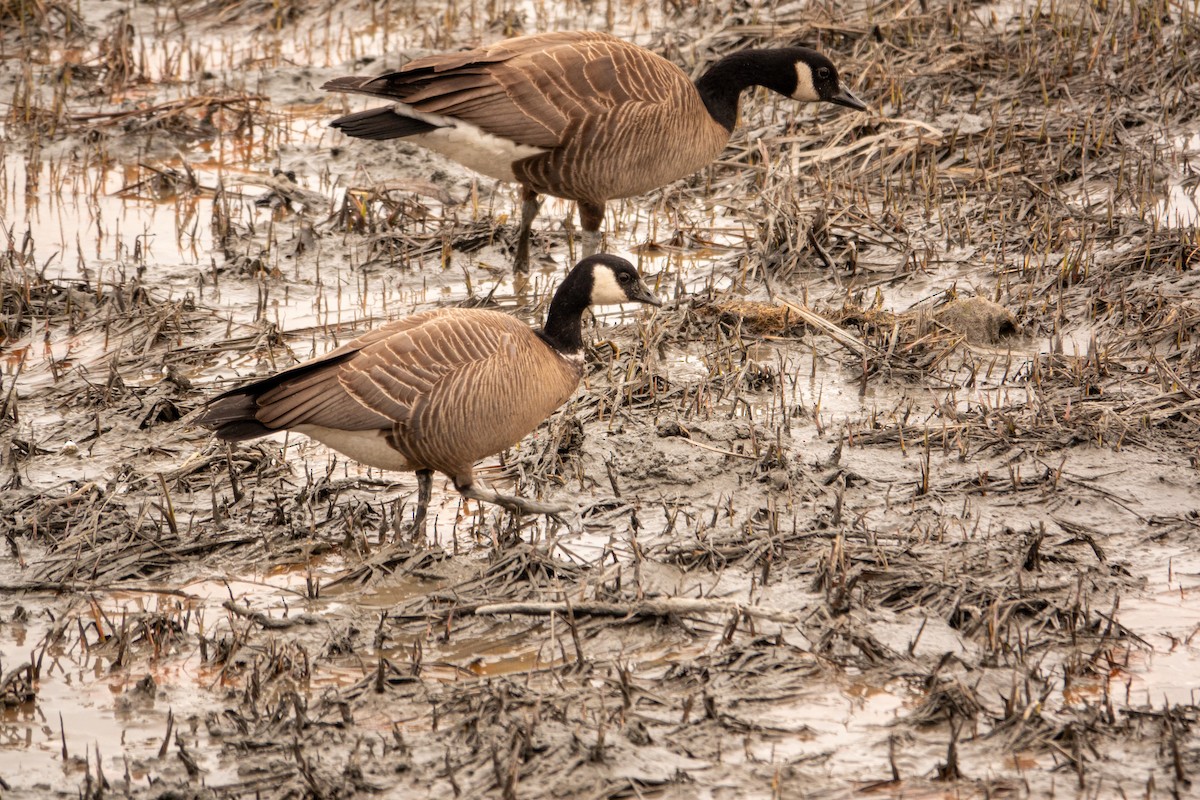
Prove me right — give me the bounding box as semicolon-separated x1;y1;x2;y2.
475;598;799;624
222;600;320;630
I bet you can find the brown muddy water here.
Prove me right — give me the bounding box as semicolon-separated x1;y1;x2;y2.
2;0;1200;797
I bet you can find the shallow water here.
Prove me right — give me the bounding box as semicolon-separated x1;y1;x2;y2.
4;0;1200;796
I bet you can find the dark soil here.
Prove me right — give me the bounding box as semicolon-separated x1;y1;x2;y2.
2;0;1199;797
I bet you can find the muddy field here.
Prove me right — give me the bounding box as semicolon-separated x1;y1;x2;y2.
2;0;1199;797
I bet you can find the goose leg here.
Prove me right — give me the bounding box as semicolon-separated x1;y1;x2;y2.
514;186;542;272
578;200;605;257
456;479;570;518
408;468;433;538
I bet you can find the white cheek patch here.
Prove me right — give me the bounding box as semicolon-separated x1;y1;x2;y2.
589;266;629;305
792;63;819;102
398;104;549;183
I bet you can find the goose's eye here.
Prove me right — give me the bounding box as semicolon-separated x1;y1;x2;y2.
618;273;632;284
817;67;831;80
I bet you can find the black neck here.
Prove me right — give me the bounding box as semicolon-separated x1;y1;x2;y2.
537;270;590;354
694;50;798;132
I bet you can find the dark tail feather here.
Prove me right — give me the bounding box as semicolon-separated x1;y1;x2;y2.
196;391;276;442
329;107;440;140
322;75;374;94
322;72;435;98
196;350;359;441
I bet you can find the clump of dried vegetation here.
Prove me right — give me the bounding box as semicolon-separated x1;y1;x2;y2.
0;0;85;40
1;0;1199;797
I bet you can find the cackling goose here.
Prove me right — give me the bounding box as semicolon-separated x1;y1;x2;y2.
197;254;662;530
323;31;867;270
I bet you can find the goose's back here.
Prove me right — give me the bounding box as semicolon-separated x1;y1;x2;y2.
252;309;582;476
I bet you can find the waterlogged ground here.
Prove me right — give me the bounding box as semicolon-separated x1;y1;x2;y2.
2;0;1200;797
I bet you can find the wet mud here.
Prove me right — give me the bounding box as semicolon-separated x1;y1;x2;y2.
2;0;1199;797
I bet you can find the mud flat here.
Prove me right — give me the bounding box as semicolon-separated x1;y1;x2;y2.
2;0;1199;797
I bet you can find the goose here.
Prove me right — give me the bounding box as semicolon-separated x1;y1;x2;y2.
322;30;867;271
197;254;661;530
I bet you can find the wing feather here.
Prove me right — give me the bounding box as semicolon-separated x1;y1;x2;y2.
201;307;583;478
336;310;531;428
323;32;693;150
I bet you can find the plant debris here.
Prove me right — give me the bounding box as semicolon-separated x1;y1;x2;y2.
1;0;1199;797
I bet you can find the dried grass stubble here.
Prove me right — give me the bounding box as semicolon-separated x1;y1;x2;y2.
3;3;1200;796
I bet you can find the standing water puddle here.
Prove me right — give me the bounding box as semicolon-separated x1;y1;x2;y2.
3;0;1200;796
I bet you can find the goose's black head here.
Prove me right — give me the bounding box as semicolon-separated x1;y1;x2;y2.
551;254;660;310
786;48;867;111
696;47;867;131
581;254;662;307
542;255;661;354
